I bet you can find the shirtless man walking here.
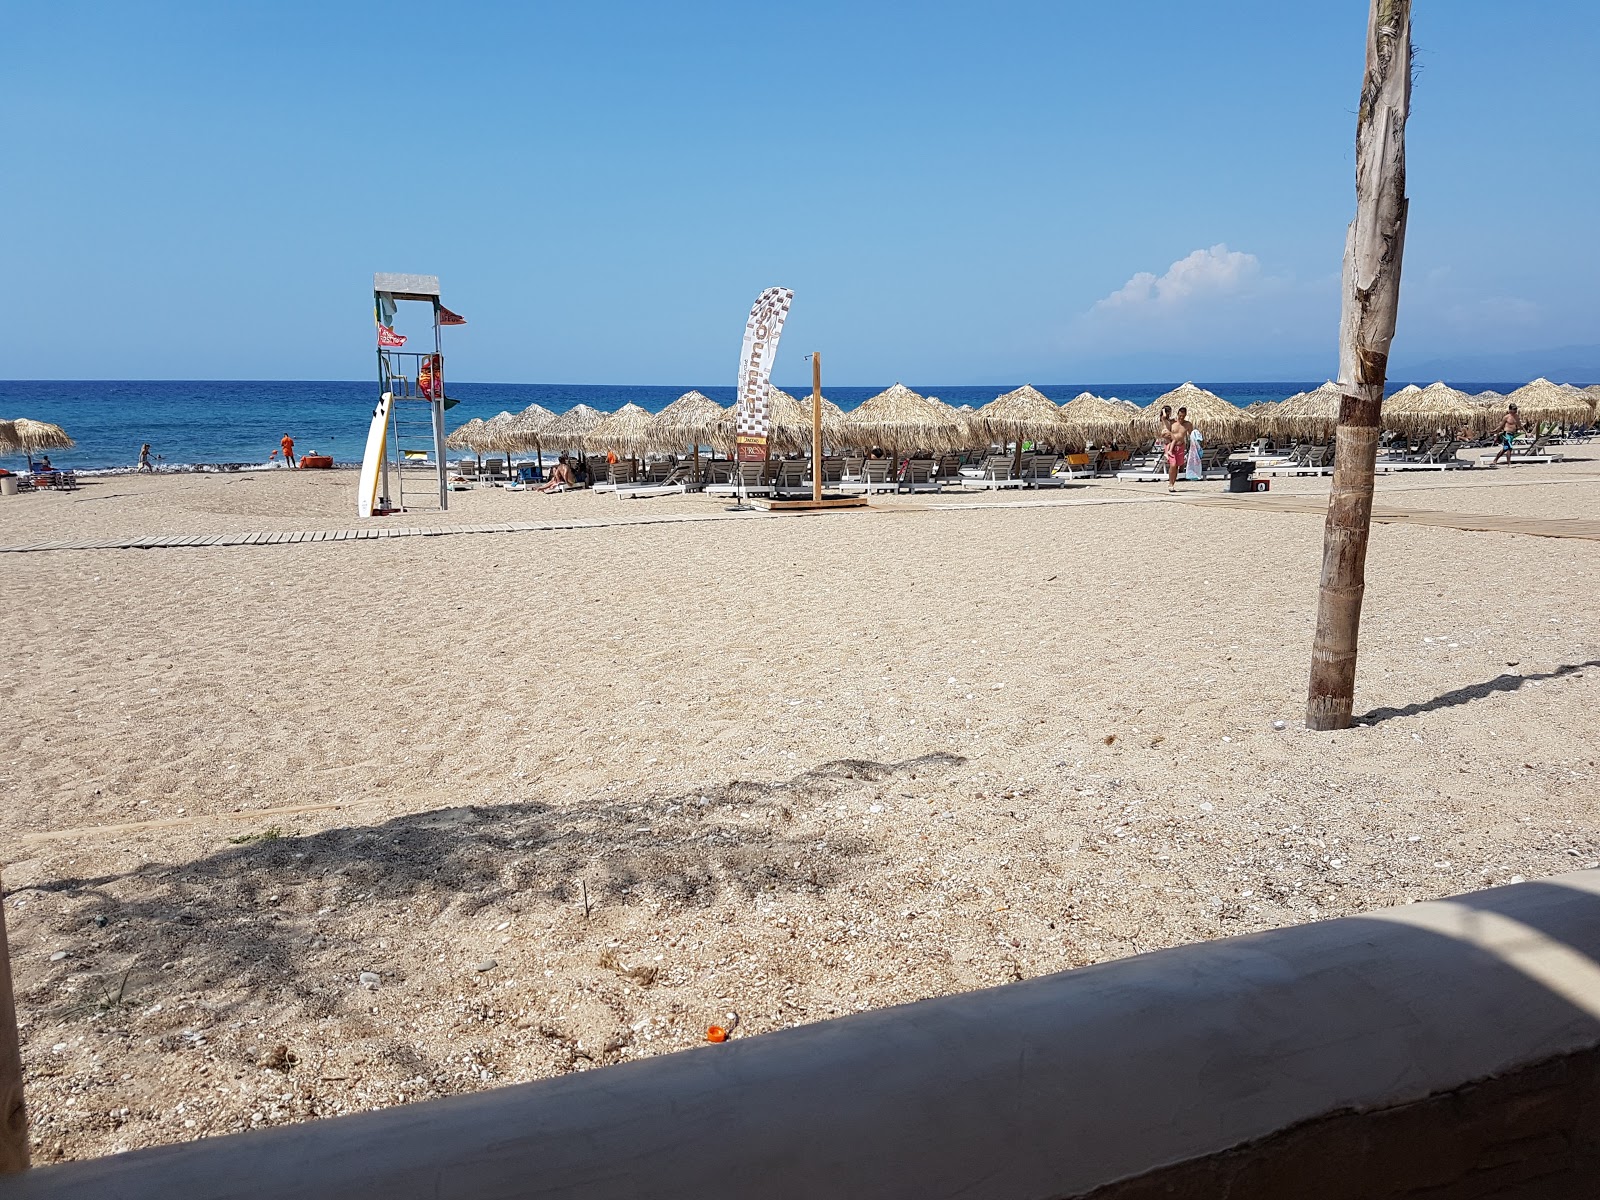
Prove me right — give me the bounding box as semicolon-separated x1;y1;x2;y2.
1490;403;1521;467
1166;406;1192;493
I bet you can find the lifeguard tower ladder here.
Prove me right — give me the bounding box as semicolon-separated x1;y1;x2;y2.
373;272;452;512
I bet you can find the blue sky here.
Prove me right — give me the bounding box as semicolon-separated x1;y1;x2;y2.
3;1;1596;385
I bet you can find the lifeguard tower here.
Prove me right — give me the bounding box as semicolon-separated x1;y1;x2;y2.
370;272;457;512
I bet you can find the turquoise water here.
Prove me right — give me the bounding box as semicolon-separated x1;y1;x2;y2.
0;379;1524;471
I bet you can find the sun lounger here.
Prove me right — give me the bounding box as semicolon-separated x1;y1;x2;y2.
1381;439;1468;472
590;461;636;493
772;459;813;497
901;459;941;492
1475;436;1566;467
1021;455;1067;487
1060;452;1096;480
960;455;1027;489
614;464;693;499
847;459;899;494
29;469;78;491
705;461;774;497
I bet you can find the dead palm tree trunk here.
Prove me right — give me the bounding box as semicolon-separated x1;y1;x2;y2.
1307;0;1412;731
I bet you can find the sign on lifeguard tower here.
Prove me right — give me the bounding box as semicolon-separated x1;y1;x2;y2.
360;273;465;517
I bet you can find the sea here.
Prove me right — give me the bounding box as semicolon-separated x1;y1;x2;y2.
0;379;1525;472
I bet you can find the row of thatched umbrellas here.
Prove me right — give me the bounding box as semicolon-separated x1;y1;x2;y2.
0;418;75;457
1260;378;1598;441
448;378;1600;463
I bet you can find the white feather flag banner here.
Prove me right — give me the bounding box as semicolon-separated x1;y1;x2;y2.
733;286;794;461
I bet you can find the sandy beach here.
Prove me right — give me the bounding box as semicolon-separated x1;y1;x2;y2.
4;461;1599;1161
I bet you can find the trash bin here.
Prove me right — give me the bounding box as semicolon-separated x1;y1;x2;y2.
1225;460;1256;493
0;476;17;497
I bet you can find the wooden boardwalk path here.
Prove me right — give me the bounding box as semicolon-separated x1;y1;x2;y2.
1190;495;1600;542
0;495;1166;555
0;511;780;555
3;491;1596;554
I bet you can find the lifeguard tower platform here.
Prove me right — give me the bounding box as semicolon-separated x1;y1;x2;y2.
371;273;455;512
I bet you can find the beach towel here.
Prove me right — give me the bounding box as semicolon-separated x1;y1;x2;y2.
1185;430;1203;481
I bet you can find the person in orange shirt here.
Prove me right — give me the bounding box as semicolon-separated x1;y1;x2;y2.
280;434;296;468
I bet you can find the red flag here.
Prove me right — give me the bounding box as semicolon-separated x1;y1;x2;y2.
378;325;407;348
438;306;467;326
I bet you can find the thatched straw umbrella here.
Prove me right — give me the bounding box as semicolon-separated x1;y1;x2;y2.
505;403;556;473
1413;381;1479;437
1058;391;1136;448
648;390;727;478
1146;382;1254;446
765;387;847;455
840;383;968;460
476;411;522;470
445;416;485;452
587;402;653;456
540;403;605;457
12;418;75;454
1484;380;1587;432
0;420;21;456
1241;400;1280;435
977;385;1068;471
1503;378;1589;429
444;416;487;472
587;403;655;475
926;397;979;451
1467;390;1503;422
1265;382;1342;442
1378;384;1473;442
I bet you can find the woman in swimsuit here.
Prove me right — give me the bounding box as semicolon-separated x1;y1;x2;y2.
537;455;578;492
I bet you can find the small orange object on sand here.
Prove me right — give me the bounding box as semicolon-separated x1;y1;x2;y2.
705;1026;729;1043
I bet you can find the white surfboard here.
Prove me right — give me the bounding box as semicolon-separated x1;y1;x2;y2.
357;392;393;518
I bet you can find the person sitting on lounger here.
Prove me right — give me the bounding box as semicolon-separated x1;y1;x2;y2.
537;455;577;492
1490;403;1521;467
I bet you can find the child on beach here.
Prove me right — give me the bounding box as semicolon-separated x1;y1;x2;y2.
137;443;154;472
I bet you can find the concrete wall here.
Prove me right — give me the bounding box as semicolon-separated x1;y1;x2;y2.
9;871;1600;1200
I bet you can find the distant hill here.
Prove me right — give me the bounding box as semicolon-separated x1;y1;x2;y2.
1389;345;1600;385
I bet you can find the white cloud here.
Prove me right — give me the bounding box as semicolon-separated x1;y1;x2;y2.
1094;244;1261;313
1062;245;1338;374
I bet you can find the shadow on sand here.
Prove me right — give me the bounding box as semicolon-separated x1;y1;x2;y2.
12;752;966;1022
1360;659;1600;724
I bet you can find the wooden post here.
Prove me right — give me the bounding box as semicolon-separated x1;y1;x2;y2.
1306;0;1411;731
811;353;824;503
0;870;28;1174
